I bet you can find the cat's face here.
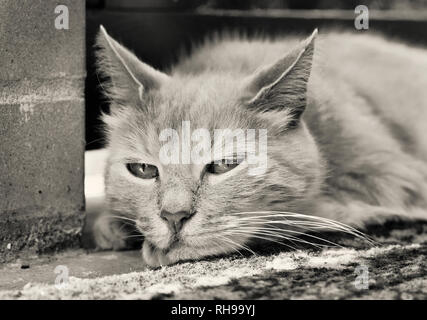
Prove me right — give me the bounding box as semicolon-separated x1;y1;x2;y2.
97;27;323;267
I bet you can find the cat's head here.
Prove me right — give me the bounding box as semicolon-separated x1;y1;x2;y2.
96;26;324;267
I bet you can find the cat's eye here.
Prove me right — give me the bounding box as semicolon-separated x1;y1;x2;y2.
206;160;240;175
126;163;159;179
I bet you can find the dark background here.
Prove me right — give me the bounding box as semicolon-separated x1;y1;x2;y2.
85;0;427;150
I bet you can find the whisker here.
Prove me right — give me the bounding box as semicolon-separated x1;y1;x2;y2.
215;236;245;257
120;234;144;240
235;217;358;236
235;227;328;247
222;230;298;251
232;226;339;248
238;222;348;246
108;215;138;223
229;211;374;244
105;215;141;232
217;234;258;256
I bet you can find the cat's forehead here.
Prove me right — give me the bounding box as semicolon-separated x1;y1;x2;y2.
161;75;239;107
150;76;249;130
113;75;262;155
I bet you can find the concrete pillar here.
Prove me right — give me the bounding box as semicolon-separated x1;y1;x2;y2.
0;0;86;262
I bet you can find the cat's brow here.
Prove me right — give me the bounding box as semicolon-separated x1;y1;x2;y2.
211;141;247;161
109;151;157;165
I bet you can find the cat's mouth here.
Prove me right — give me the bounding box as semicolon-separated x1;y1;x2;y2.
142;235;222;267
160;236;181;253
142;238;188;267
143;231;185;253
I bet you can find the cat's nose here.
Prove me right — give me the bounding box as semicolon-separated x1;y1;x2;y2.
160;210;193;233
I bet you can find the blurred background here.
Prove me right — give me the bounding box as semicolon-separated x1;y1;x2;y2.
85;0;427;150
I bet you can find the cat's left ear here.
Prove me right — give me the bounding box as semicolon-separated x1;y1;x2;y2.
243;29;317;127
96;25;170;106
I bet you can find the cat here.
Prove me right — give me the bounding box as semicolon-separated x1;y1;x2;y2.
93;25;427;267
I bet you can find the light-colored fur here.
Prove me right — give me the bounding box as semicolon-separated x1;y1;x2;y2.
93;27;427;267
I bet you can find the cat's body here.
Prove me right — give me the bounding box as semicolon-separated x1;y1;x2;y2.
94;28;427;267
175;33;427;224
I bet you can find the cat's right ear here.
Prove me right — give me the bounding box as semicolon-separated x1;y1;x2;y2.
95;25;170;106
242;29;317;128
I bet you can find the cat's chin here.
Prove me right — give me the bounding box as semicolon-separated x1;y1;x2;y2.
142;239;231;268
142;240;202;268
142;240;173;267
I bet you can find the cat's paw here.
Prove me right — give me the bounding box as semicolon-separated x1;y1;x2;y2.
93;215;129;251
315;198;422;229
334;209;400;229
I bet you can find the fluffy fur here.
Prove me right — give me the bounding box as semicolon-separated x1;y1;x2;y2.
93;27;427;267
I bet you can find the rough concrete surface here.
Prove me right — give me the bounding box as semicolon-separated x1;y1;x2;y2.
0;0;86;261
0;223;425;299
0;0;85;80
